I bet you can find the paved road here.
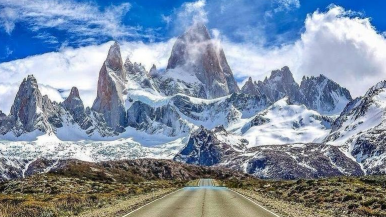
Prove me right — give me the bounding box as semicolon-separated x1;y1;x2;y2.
123;179;279;217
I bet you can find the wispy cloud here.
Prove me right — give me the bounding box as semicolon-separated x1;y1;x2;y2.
34;32;59;44
169;0;208;34
166;0;301;45
2;46;13;59
162;14;172;27
0;0;144;43
273;0;300;13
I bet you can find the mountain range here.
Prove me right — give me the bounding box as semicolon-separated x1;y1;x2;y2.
0;23;385;181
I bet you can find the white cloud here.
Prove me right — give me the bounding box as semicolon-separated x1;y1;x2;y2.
0;0;136;42
0;83;18;112
221;5;386;98
172;0;208;33
0;6;17;34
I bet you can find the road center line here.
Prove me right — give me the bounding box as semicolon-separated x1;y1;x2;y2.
200;183;207;217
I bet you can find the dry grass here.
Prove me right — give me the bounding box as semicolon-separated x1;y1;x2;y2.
226;176;386;217
0;173;184;217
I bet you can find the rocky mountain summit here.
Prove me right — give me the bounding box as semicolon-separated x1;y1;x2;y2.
62;87;93;131
159;23;239;99
0;75;61;136
241;67;352;115
323;80;386;175
300;75;352;114
174;126;247;166
255;66;303;103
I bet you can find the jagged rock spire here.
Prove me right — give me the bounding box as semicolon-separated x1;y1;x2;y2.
63;87;83;112
10;75;44;132
63;87;92;130
124;56;134;75
149;64;157;77
92;42;127;132
241;77;261;96
6;75;61;135
300;74;352;114
105;41;125;81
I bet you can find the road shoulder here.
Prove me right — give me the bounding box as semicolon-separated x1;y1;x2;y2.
79;188;177;217
232;188;333;217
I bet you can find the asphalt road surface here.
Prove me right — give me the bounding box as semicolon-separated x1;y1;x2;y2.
123;179;279;217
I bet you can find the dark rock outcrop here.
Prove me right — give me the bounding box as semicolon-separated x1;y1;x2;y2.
149;64;158;77
174;126;245;166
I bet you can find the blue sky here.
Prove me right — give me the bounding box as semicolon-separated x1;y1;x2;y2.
1;0;386;62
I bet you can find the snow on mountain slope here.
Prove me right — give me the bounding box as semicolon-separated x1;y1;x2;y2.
0;136;186;181
0;136;184;162
323;81;386;174
240;97;332;147
325;81;386;146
